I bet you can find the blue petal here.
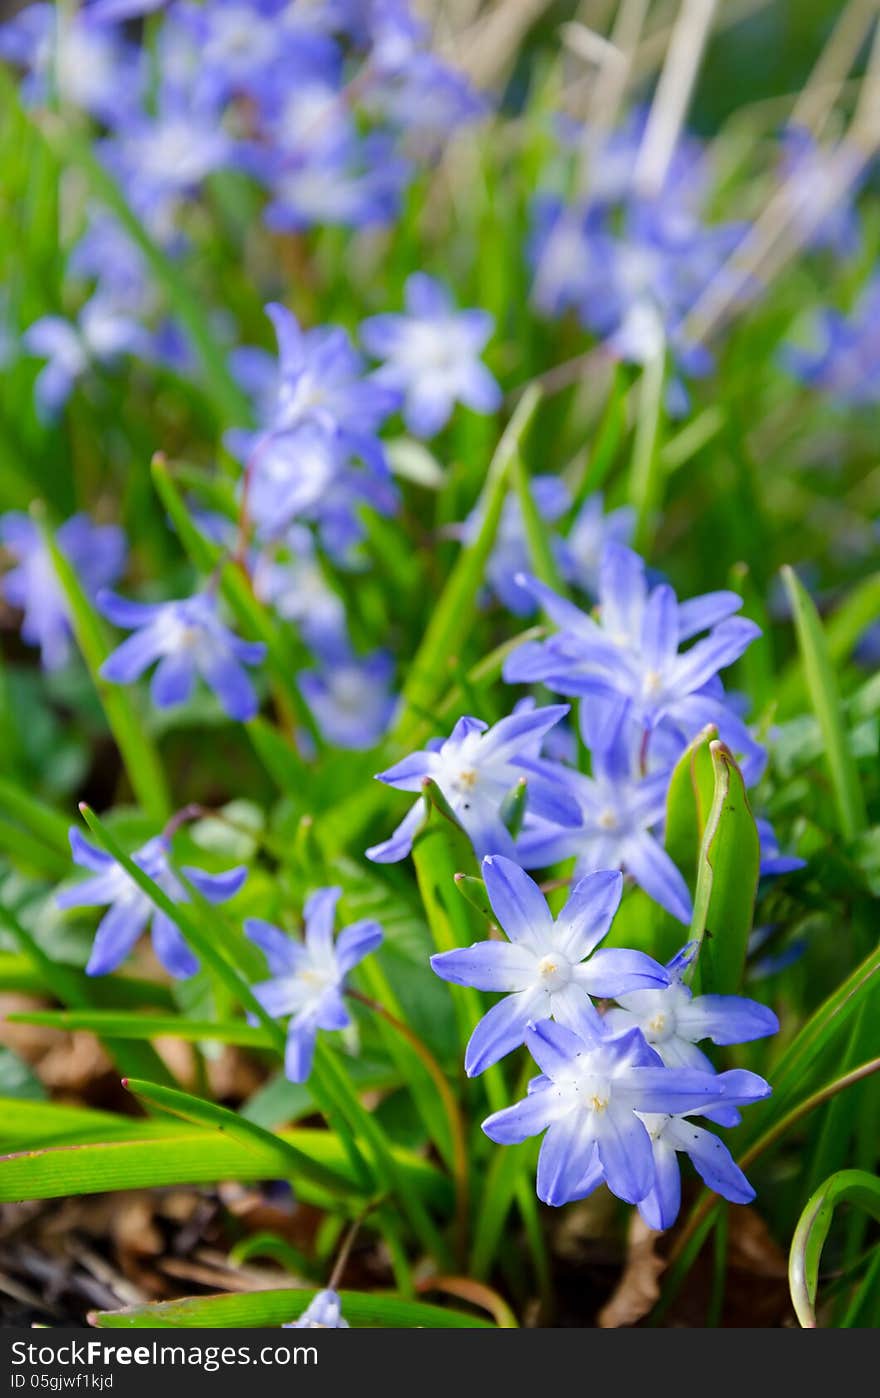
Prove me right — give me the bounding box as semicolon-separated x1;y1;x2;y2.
304;887;341;956
537;1114;597;1206
68;827;113;872
335;919;383;974
86;903;148;976
482;1083;567;1144
595;1105;655;1204
285;1015;319;1083
555;869;624;960
637;1138;681;1230
478;704;570;762
245;919;308;976
151;911;199;979
181;865;248;904
677;591;742;641
669;1120;755;1204
524;1016;594;1077
101;627;166;684
375;750;437;790
482;855;553;951
200;647;260;721
365;801;423;863
465;989;543;1076
675;994;779;1045
431;940;536;992
623;832;693;925
575;947;668;997
150;651;197;709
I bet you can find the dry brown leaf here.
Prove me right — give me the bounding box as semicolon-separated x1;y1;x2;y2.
597;1214;666;1328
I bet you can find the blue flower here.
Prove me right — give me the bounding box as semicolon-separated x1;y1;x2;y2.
777;125;863;258
482;1014;770;1208
23;296;151;417
605;942;779;1073
562;493;635;599
431;855;668;1076
98;590;266;722
252;526;348;653
459;476;571;617
284;1288;349;1329
365;705;581;864
300;646;397;751
781;277;880;407
504;544;760;759
757;818;806;878
246;889;383;1083
56;828;247;979
361;274;501;438
604;941;779;1127
0;3;139;119
261;130;409;233
517;730;693;926
0;512;126;671
227;304;399;554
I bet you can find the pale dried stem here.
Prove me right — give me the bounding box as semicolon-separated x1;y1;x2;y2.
633;0;718;196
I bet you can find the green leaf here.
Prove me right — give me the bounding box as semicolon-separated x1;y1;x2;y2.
7;1009;271;1046
0;776;71;856
628;352;667;554
780;566;867;840
91;1288;491;1329
689;741;759;995
778;570;880;715
396;386;541;731
35;510;170;824
789;1170;880;1328
0;897;176;1087
514;455;567;594
121;1077;352;1197
655;724;717;963
0;1129;448;1211
454;873;494;921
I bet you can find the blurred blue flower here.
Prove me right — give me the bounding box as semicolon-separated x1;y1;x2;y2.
431;855;667;1076
252;526;348;653
99;589;266;721
782;277;880;406
563;493;636;598
0;513;126;671
300;644;396;751
482;1013;769;1208
777;125;863;257
284;1289;349;1329
362;274;500;438
504;544;760;760
757;817;806;878
459;475;570;616
366;704;581;864
57;828;247;978
0;2;140;118
246;888;383;1082
23;297;151;418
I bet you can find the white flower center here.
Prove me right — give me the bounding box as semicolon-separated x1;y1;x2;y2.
597;807;618;830
642;668;664;698
537;953;572;992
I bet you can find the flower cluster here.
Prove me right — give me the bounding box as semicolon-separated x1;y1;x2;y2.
527;112;744;396
432;857;776;1223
